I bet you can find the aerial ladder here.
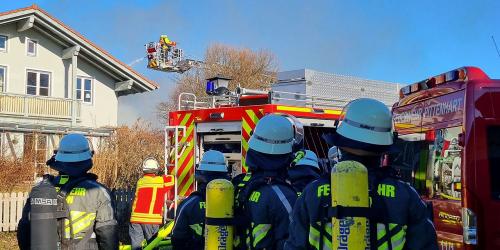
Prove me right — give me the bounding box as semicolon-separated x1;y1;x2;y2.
145;35;202;73
119;35;201;250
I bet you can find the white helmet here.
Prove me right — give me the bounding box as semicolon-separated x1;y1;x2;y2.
295;150;319;169
143;157;160;173
55;134;93;162
197;150;227;172
337;98;393;146
248;114;301;155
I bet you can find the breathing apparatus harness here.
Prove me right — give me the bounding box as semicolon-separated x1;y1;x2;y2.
30;173;95;250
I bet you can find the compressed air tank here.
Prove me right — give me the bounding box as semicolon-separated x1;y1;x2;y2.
331;161;370;249
205;179;234;250
30;176;59;250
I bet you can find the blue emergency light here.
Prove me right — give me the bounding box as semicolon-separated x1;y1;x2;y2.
205;76;232;96
206;80;215;95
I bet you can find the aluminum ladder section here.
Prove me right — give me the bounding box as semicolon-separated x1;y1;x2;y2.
164;126;188;218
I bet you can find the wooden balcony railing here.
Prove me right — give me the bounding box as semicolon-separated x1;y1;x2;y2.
0;93;81;120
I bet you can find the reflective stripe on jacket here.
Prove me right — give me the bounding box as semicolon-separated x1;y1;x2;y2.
130;174;174;224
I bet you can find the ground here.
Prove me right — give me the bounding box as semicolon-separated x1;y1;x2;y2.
0;232;18;249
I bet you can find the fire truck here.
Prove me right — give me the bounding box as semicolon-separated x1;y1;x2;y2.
165;71;399;213
392;67;500;249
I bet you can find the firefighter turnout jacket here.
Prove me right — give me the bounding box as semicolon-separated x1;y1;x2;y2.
130;174;174;224
284;166;438;250
18;174;118;250
171;191;205;249
234;173;297;250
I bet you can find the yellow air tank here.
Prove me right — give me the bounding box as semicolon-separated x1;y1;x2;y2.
331;161;370;249
205;179;234;250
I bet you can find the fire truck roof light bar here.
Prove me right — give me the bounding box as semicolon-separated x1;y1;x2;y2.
399;66;491;99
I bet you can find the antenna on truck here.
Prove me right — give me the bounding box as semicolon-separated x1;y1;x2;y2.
492;35;500;58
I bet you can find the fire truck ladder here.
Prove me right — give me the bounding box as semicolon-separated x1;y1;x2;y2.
164;126;188;218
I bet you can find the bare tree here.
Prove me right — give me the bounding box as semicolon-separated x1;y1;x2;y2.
156;43;278;124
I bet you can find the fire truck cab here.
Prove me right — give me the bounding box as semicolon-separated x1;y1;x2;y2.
392;67;500;249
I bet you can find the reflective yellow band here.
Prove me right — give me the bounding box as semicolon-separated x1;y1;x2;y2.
189;224;203;236
324;109;342;115
376;223;407;250
64;212;96;238
277;106;312;113
130;216;163;223
252;224;271;248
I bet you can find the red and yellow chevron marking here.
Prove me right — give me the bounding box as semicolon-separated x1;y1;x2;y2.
175;113;195;197
241;108;265;172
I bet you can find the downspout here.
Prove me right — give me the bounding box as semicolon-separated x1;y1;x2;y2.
70;48;80;127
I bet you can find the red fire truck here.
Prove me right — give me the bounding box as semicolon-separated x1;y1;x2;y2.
164;86;342;210
392;66;500;249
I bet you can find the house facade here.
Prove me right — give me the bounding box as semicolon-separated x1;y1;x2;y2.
0;5;158;170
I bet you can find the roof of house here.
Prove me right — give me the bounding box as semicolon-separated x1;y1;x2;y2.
0;5;159;95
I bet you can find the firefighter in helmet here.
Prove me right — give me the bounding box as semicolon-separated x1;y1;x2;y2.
17;133;118;250
234;114;300;250
159;35;175;51
328;145;340;167
129;157;174;250
171;150;230;250
288;150;321;196
284;98;438;249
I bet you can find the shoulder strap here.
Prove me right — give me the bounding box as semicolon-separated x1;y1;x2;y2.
369;168;393;250
56;175;93;249
270;185;293;222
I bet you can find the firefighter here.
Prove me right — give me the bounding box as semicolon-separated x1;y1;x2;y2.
17;133;118;250
328;145;340;167
171;150;230;250
288;150;320;196
129;157;174;250
284;98;438;250
234;114;300;250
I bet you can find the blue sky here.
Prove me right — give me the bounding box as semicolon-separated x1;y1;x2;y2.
2;0;499;126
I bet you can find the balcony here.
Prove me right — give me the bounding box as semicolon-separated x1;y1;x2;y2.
0;93;81;121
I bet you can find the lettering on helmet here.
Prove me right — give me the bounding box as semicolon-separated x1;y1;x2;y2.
377;184;395;198
200;201;206;209
249;191;261;203
317;184;330;197
30;198;57;206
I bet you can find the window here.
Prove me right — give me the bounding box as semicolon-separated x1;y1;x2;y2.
428;127;463;200
487;126;500;200
0;66;5;92
76;77;93;103
394;126;463;200
26;38;37;56
26;70;50;96
0;35;7;52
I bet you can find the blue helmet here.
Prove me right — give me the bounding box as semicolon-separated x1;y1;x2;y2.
55;134;93;163
197;150;227;172
295;150;320;169
248;114;303;155
196;150;229;185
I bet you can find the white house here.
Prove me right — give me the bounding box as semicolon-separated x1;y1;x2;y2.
0;5;158;168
